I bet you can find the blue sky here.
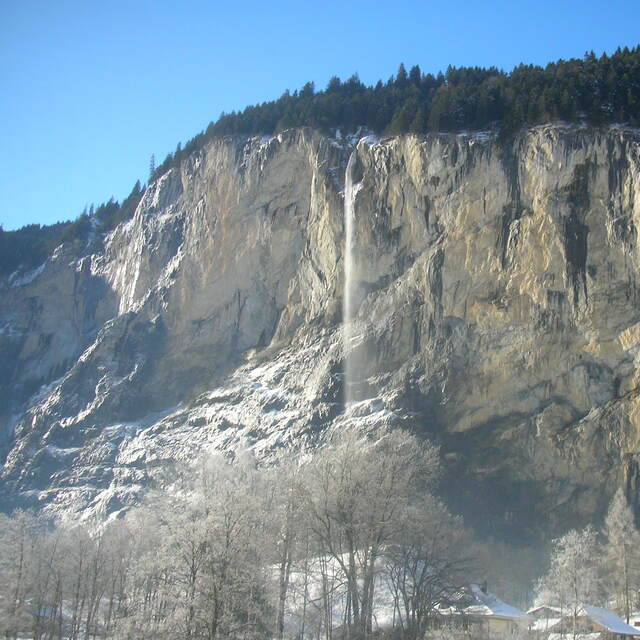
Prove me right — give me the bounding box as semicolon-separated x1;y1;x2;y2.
1;0;639;230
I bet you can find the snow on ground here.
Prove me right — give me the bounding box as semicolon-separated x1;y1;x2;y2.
9;262;46;288
358;134;380;147
455;130;495;143
531;617;562;631
328;127;377;150
283;563;532;638
45;445;82;459
608;123;640;134
282;553;399;636
332;398;399;436
547;634;600;640
0;317;22;339
36;323;408;523
1;413;21;441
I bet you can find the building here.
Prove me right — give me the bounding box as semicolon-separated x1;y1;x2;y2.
528;605;564;636
427;583;532;638
531;604;639;639
629;612;640;635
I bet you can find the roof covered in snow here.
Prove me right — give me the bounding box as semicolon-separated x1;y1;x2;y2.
468;584;532;622
437;584;532;623
580;605;640;636
528;604;563;617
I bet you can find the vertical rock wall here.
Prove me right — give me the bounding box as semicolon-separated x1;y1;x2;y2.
1;125;639;539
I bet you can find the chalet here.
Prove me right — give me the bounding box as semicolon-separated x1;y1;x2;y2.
532;604;639;639
630;612;640;635
528;604;563;635
530;606;564;619
426;583;532;639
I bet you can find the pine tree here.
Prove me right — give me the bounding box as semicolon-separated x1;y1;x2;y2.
409;64;421;86
604;489;640;622
409;106;427;133
149;153;156;180
300;81;315;98
387;97;419;135
396;62;408;88
326;76;341;92
428;91;450;131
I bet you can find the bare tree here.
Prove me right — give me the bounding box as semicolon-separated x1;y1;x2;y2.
0;511;44;640
383;496;471;640
303;428;440;639
108;506;174;639
194;453;274;640
97;520;134;639
112;453;274;640
261;455;307;640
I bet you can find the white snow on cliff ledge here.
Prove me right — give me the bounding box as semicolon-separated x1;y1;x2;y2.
9;262;46;288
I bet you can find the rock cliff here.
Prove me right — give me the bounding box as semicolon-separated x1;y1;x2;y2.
2;125;640;541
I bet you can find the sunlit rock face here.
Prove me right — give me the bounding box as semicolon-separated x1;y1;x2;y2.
1;125;640;541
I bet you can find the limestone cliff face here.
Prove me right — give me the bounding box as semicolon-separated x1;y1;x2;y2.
1;125;639;540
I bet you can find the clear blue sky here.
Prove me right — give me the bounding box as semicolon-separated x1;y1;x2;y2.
1;0;639;230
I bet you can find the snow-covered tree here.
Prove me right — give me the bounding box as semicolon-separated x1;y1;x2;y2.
261;455;307;640
110;508;171;639
0;510;44;639
112;453;274;640
603;488;640;622
535;526;604;638
0;430;473;640
383;495;470;640
195;454;274;640
303;428;440;638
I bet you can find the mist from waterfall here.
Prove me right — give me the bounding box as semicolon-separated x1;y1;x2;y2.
343;148;362;406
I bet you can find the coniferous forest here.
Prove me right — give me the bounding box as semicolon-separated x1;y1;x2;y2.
207;48;640;139
152;47;640;179
2;46;639;277
0;182;143;278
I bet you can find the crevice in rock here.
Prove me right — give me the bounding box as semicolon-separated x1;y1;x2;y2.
563;161;591;305
497;142;523;268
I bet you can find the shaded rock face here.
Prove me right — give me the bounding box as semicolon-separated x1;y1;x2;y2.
1;125;640;541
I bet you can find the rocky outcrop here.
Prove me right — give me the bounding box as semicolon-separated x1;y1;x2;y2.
1;125;639;541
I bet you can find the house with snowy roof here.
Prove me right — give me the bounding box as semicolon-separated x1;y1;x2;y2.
530;605;564;619
426;582;532;638
530;603;639;639
528;604;564;635
629;612;640;635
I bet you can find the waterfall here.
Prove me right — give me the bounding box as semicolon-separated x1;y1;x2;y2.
343;148;362;406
